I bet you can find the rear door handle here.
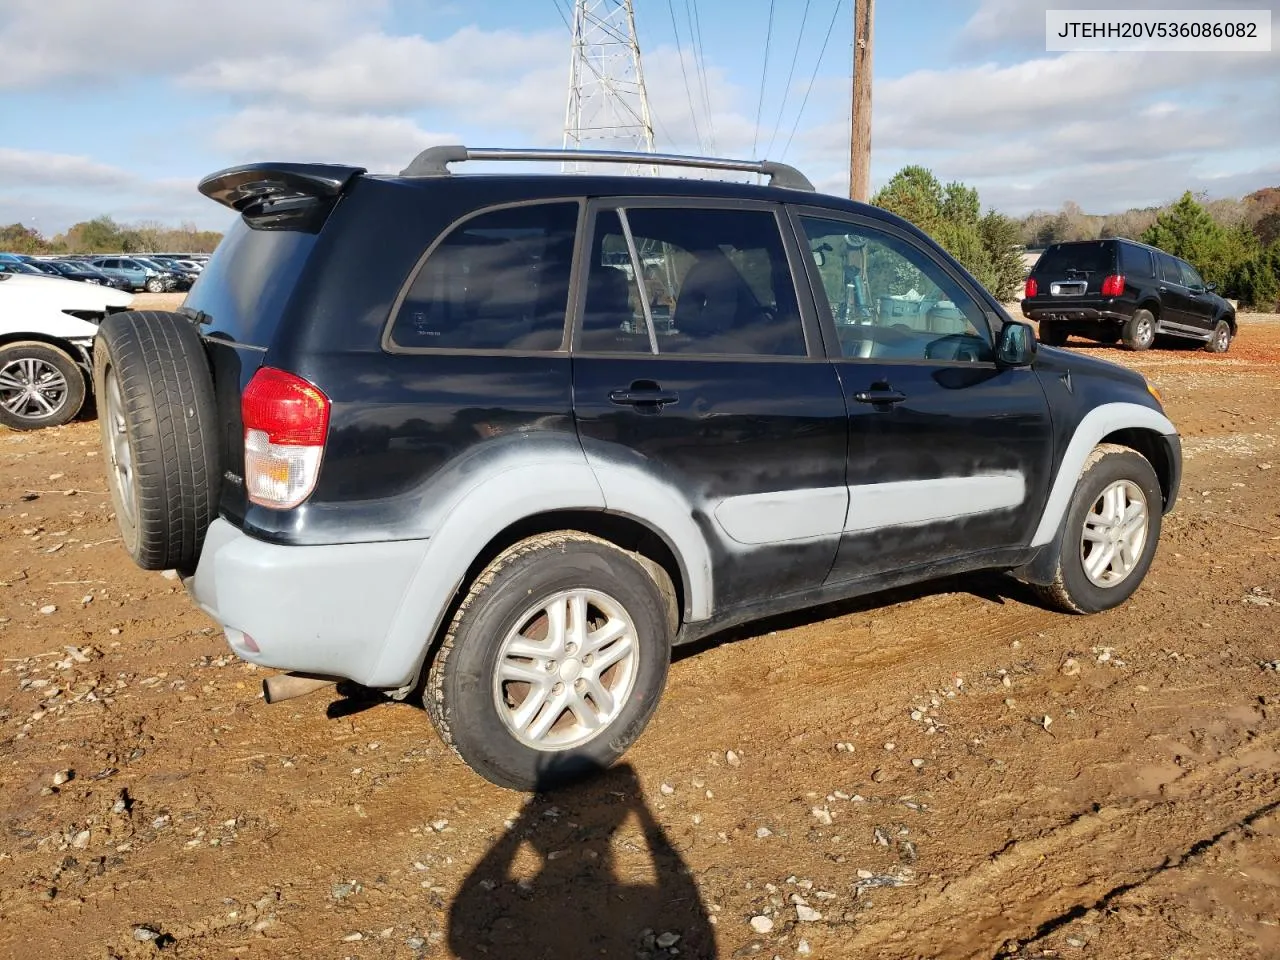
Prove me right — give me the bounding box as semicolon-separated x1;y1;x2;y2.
609;386;680;407
853;389;907;406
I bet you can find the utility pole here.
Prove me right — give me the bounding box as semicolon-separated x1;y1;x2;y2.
562;0;658;175
849;0;874;201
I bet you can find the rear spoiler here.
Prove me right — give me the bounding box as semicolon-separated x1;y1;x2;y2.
197;163;366;229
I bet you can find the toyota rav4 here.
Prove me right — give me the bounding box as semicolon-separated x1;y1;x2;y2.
93;147;1182;791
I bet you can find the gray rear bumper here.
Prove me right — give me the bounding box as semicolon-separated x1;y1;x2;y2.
190;518;432;688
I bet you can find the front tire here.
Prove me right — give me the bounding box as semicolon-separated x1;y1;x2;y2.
1204;319;1232;353
1033;443;1162;614
0;341;85;431
144;277;164;294
1122;309;1156;351
425;531;673;791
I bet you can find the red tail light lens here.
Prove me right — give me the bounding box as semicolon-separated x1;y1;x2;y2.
241;367;330;508
1101;274;1125;297
1024;278;1038;299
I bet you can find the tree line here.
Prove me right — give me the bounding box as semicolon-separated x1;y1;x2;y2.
874;169;1280;311
0;215;223;255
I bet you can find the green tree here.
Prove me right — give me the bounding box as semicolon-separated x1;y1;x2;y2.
0;223;49;254
872;165;1031;299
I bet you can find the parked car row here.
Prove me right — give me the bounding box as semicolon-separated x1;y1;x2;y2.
0;252;209;293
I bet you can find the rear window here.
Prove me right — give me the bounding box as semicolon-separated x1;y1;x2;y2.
184;218;317;347
1033;241;1115;277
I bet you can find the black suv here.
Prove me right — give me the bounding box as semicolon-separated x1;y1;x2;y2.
1020;237;1236;352
92;146;1182;791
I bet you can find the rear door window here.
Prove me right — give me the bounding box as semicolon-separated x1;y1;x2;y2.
1157;252;1183;285
578;204;807;357
388;201;579;352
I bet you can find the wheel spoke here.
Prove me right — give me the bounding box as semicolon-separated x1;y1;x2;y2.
581;675;615;716
524;688;569;742
0;373;25;390
498;660;548;685
504;635;552;663
592;633;635;674
1085;542;1115;581
583;617;629;654
1081;523;1109;544
511;681;555;734
567;592;588;648
566;690;602;731
543;598;568;653
29;391;55;414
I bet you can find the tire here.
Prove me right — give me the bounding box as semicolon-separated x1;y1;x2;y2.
93;311;220;573
1121;309;1156;351
0;341;86;431
425;531;673;791
144;277;165;294
1204;319;1232;353
1033;443;1162;615
1037;320;1067;347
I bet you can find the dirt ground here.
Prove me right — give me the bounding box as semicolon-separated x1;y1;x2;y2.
2;301;1278;960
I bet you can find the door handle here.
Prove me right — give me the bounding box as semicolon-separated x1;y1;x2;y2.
609;383;680;407
853;388;907;406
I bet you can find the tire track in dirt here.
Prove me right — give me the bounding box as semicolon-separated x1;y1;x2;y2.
827;729;1280;960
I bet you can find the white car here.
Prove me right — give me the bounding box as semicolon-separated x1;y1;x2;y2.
0;272;134;430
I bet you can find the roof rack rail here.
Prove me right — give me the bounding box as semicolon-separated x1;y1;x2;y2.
398;145;815;192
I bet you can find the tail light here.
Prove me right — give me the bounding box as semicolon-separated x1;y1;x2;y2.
1024;278;1038;298
1101;274;1125;297
241;367;330;509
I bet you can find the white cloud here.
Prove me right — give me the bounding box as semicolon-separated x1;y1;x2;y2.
0;148;137;188
0;0;384;89
211;108;459;173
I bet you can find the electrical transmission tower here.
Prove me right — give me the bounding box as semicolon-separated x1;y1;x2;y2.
562;0;658;175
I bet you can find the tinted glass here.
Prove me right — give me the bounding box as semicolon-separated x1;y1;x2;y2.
390;202;578;352
1179;260;1205;289
1119;243;1153;277
578;210;654;354
582;206;805;356
1033;241;1114;277
1157;252;1183;284
801;217;993;363
184;217;319;347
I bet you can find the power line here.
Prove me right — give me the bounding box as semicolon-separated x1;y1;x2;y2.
685;0;716;153
781;0;843;162
751;0;777;159
765;0;812;158
666;0;705;152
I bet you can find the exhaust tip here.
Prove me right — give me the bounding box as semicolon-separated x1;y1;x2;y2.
261;672;338;705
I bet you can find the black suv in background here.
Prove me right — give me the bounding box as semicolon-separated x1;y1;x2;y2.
1021;237;1236;352
92;146;1182;791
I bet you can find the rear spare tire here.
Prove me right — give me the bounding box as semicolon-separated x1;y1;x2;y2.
93;311;220;573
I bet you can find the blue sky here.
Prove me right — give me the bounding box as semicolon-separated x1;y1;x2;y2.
1;0;1278;235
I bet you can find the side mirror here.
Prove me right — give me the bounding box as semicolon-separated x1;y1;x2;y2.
1205;282;1217;292
997;320;1037;367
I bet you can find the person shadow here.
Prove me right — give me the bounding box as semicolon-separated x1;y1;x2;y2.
448;760;718;959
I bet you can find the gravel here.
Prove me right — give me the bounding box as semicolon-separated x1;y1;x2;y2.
749;915;774;934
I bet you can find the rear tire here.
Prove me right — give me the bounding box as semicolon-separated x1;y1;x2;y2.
1121;309;1156;351
1204;319;1232;353
425;531;673;791
93;311;220;573
0;341;85;431
1032;443;1162;615
1037;320;1067;347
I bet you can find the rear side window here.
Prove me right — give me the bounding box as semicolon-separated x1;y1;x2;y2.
1156;252;1183;284
1119;243;1153;277
185;218;318;347
389;202;579;352
1033;242;1114;277
579;205;807;357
